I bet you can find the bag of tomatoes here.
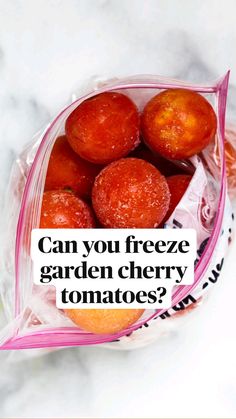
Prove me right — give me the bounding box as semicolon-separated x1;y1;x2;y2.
0;73;234;352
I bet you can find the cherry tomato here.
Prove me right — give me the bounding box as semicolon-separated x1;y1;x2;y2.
45;136;101;198
163;174;192;223
40;190;96;228
92;157;170;228
65;308;144;335
66;92;140;164
141;89;217;159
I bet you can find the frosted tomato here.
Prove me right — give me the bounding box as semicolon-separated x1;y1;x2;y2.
141;89;217;159
92;157;170;228
40;191;96;228
45;136;101;198
66;92;140;164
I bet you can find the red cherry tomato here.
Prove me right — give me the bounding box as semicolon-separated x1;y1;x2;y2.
40;190;96;228
163;174;192;223
45;136;101;198
66;92;140;164
141;89;217;159
92;157;170;228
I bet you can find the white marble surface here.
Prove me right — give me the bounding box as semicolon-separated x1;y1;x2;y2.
1;0;236;417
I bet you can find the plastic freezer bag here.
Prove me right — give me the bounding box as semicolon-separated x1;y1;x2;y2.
0;73;233;350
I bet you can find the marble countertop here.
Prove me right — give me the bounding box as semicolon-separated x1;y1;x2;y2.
1;0;236;417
